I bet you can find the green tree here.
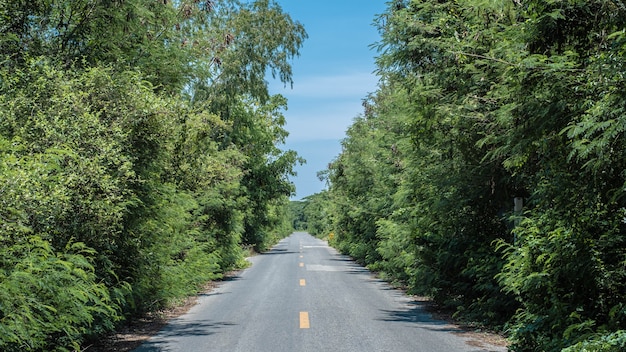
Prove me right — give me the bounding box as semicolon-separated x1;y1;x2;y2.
359;0;518;324
0;0;307;349
483;1;626;349
303;191;334;238
288;200;308;231
0;237;121;352
186;0;306;251
227;95;302;251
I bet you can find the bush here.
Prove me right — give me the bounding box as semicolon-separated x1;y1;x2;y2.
562;331;626;352
0;237;123;352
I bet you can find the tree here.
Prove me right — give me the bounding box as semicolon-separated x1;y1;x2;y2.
484;1;626;349
344;0;626;349
0;0;307;349
185;0;306;251
288;201;307;231
359;0;518;324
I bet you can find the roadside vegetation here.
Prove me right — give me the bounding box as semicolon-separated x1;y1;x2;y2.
298;1;626;351
0;1;303;350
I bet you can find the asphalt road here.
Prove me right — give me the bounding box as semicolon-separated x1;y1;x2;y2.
134;232;507;352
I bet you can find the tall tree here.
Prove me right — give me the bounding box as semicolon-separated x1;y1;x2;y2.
0;0;307;349
186;0;306;251
366;0;519;324
484;1;626;350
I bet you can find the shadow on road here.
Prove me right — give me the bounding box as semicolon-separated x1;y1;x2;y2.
260;249;296;255
379;303;509;351
324;256;370;274
134;321;237;351
378;301;466;333
326;257;354;263
160;320;236;337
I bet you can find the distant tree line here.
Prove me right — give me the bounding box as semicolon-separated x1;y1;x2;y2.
302;1;626;351
0;1;305;350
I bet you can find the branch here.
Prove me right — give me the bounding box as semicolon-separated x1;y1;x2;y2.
451;51;514;66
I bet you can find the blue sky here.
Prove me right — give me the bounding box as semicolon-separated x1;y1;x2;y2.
269;0;387;200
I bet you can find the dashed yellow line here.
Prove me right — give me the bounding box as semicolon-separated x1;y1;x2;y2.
299;312;310;329
299;262;304;267
300;279;306;286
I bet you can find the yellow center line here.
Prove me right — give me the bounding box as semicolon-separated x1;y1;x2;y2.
300;279;306;286
300;312;310;329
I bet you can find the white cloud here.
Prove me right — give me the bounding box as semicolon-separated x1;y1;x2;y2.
286;72;379;98
269;71;379;197
284;101;363;142
272;71;378;98
269;71;378;143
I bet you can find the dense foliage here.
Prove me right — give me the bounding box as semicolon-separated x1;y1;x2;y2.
305;1;626;351
0;1;304;350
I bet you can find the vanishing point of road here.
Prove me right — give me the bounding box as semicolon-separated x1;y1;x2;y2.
134;232;507;352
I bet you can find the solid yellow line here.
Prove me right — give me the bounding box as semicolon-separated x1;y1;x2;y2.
299;262;304;267
300;311;310;329
300;279;306;286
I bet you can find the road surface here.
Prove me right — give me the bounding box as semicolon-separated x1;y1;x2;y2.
134;232;507;352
